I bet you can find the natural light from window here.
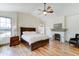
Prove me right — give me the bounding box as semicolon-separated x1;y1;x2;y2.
0;17;11;38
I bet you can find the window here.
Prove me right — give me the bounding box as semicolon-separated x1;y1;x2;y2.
0;17;11;29
0;17;11;37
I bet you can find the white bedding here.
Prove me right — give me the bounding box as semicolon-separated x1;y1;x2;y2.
21;33;49;45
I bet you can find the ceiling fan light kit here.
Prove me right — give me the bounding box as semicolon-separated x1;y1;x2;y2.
43;11;47;15
38;3;54;16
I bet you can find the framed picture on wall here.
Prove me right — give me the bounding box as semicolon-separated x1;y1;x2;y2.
54;23;62;29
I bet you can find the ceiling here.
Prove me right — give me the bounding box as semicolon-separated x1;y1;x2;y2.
0;3;79;16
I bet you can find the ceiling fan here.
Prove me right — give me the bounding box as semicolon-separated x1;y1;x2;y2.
38;3;54;16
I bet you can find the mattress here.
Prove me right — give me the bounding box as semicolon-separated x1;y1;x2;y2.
21;34;49;45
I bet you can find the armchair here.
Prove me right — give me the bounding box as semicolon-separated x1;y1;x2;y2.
69;34;79;47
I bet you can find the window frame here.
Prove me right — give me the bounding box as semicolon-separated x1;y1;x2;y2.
0;16;12;37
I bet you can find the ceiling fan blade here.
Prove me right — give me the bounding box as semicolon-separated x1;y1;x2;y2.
38;9;43;11
47;10;54;13
47;6;51;10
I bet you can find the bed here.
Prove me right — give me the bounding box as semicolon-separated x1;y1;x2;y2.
20;27;49;51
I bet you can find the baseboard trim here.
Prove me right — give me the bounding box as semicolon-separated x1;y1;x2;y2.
0;43;9;47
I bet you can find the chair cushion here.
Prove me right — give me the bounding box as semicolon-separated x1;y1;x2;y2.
69;40;77;44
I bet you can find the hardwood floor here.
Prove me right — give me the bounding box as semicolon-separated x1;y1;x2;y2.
0;40;79;56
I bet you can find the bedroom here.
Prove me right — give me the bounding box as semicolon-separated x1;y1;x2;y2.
0;3;79;56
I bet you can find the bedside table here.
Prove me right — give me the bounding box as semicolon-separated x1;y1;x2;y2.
10;36;20;46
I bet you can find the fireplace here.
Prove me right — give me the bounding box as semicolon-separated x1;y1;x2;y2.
52;32;65;43
54;34;61;41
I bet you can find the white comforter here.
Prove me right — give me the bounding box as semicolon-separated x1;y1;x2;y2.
21;34;49;45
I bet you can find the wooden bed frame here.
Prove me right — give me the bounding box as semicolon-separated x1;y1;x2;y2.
20;27;49;51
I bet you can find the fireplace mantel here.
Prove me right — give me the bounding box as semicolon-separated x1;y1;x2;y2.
51;28;67;32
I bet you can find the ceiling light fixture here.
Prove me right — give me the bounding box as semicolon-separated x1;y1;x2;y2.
38;3;54;16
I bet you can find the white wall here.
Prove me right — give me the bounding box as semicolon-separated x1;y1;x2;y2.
52;16;65;29
18;12;43;27
40;16;65;29
66;15;79;41
17;12;44;35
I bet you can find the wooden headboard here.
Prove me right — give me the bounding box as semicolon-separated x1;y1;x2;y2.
20;27;36;36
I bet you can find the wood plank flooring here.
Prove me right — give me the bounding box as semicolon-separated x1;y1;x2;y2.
0;40;79;56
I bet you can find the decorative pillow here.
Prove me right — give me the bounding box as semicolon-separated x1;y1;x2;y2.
23;31;37;35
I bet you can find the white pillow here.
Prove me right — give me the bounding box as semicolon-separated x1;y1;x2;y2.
23;31;37;35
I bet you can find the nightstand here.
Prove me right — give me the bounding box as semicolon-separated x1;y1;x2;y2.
10;36;20;46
